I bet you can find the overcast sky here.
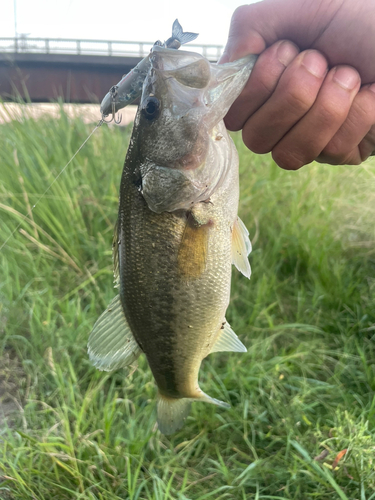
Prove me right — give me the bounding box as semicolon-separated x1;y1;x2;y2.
2;0;259;47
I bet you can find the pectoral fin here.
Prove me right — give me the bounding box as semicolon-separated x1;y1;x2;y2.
178;212;210;278
88;295;142;371
209;321;247;354
232;216;251;279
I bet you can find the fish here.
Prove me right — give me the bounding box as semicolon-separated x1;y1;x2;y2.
88;45;257;434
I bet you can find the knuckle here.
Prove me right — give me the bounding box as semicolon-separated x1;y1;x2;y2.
320;142;343;162
354;90;375;123
283;84;314;116
257;76;278;97
319;145;361;165
359;126;375;159
251;54;289;96
359;142;373;161
354;97;373;119
319;134;348;162
224;114;241;132
318;98;348;126
272;147;305;170
224;5;265;60
242;129;269;154
230;5;252;29
242;121;274;154
347;155;362;165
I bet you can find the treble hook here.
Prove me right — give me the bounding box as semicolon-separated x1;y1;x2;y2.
101;85;122;124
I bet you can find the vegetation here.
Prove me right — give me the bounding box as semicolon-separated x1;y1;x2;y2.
0;104;374;499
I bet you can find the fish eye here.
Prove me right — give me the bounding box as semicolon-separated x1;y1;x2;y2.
142;97;160;120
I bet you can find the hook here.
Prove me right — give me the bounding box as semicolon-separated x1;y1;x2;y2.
101;85;122;124
113;102;122;125
102;114;114;124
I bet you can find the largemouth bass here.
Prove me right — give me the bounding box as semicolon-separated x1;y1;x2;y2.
88;46;257;434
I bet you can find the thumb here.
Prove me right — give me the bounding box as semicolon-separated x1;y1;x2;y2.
219;0;346;64
219;0;315;63
219;4;269;64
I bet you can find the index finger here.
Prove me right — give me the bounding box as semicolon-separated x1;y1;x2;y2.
224;40;300;131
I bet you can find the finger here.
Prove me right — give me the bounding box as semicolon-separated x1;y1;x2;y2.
219;1;339;62
272;65;361;170
225;40;299;131
359;122;375;160
317;84;375;164
241;50;328;154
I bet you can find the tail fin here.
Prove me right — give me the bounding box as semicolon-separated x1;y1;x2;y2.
157;391;230;435
157;394;192;435
171;19;199;45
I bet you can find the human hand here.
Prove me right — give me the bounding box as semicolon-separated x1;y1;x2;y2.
220;0;375;169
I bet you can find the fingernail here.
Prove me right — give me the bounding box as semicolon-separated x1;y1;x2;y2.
277;41;298;66
301;51;327;78
369;83;375;93
333;66;359;90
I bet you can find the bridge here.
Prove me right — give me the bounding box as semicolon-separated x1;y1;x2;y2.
0;37;223;104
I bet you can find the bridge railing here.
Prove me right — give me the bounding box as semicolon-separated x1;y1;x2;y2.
0;37;223;61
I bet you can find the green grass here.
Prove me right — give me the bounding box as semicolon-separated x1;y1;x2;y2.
0;103;374;499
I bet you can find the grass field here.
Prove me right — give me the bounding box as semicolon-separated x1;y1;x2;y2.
0;105;374;499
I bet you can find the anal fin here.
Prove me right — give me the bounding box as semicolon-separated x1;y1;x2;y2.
196;391;231;408
88;295;142;372
232;216;251;279
209;321;247;354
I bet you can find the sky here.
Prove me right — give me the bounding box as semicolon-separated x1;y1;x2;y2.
2;0;260;47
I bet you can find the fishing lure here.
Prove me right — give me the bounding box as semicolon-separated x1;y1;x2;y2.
100;19;198;123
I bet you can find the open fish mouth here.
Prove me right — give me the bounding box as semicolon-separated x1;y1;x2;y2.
135;46;257;214
100;19;199;119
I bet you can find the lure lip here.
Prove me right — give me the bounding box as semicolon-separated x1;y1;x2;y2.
100;19;199;120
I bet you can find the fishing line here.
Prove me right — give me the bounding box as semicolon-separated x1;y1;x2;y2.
0;118;105;253
1;21;200;253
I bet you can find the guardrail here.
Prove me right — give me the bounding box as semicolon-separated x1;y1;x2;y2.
0;37;223;61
